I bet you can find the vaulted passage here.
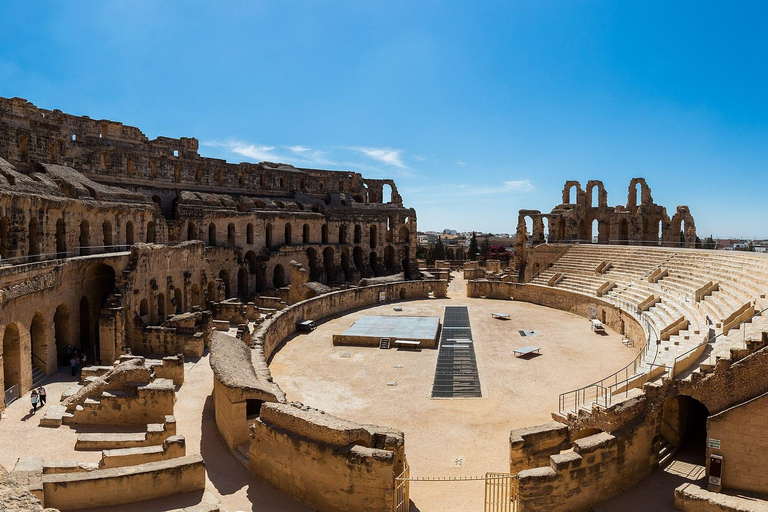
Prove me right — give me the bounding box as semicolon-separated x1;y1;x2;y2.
431;306;481;398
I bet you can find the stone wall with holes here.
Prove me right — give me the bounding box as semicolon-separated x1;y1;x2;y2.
249;402;405;512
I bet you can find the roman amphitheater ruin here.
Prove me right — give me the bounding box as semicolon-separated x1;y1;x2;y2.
1;97;767;512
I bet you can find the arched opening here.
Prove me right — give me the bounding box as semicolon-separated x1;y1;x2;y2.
384;246;395;273
140;298;149;317
634;183;642;206
321;224;328;244
238;267;249;300
284;223;292;245
54;305;71;366
187;221;197;241
323;247;335;283
191;284;201;308
157;292;166;320
568;186;576;204
353;194;364;203
126;221;135;246
146;221;156;243
354;225;362;244
79;296;91;355
174;287;183;314
79;220;90;255
30;311;46;375
398;226;410;243
591;219;599;243
370;251;379;276
219;270;231;298
0;216;9;259
353;246;364;271
152;195;163;210
402;256;411;279
208;223;217;246
102;220;113;250
617;218;629;245
306;248;321;281
273;264;286;288
658;219;663;245
590;187;599;208
28;217;40;259
543;217;550;243
265;223;272;249
227;223;236;247
524;217;533;237
2;324;21;391
207;281;217;304
557;217;566;241
680;220;687;246
303;224;310;244
660;395;709;466
340;251;351;281
247;223;254;245
369;225;377;248
339;225;347;244
382;184;392;203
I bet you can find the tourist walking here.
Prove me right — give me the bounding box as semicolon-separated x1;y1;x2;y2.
30;390;39;412
38;386;46;406
70;355;78;376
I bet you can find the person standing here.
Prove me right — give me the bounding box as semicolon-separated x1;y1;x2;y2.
70;355;78;376
31;390;39;412
38;386;46;406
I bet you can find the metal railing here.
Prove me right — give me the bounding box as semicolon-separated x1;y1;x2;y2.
4;384;19;406
0;245;133;267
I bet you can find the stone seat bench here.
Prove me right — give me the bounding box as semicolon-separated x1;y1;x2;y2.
76;415;176;450
41;454;205;510
100;434;186;469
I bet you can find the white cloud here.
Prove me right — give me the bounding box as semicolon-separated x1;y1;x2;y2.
502;179;535;192
349;146;406;168
413;154;426;162
455;160;467;166
287;145;310;154
202;140;335;166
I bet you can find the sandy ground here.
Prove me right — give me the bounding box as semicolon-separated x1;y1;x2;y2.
269;274;642;511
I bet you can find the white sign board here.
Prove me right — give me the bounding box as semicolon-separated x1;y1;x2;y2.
379;292;386;303
708;438;721;449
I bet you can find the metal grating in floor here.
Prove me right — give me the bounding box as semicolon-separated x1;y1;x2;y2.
431;306;482;398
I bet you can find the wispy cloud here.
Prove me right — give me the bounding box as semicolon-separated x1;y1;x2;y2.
349;146;406;168
402;179;535;199
413;154;426;162
202;140;335;166
455;160;467;166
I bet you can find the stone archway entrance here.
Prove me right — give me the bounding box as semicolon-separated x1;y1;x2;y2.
660;395;709;466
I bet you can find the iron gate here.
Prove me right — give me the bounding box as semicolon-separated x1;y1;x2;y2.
394;469;517;512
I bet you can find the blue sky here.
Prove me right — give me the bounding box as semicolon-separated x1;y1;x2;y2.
1;1;767;237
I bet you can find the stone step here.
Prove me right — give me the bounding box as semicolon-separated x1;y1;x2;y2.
39;405;73;428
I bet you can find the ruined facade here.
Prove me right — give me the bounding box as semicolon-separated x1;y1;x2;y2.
0;97;416;403
516;178;696;252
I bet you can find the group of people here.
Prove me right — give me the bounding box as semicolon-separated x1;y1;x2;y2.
30;385;46;412
65;344;88;376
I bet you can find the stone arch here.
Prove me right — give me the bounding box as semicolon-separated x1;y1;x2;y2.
266;223;273;249
660;395;709;461
28;216;40;259
126;221;135;246
353;194;364;203
562;181;582;205
591;218;599;243
353;246;364;271
369;225;377;249
586;180;607;208
273;264;286;288
54;304;71;365
146;221;156;243
339;225;347;244
79;220;90;255
616;217;629;245
30;311;46;375
219;270;231;298
102;220;113;249
247;223;254;245
370;251;379;276
187;221;198;241
399;226;410;243
306;248;321;281
2;323;22;391
321;224;328;244
340;249;351;281
206;281;217;304
354;225;362;244
303;224;310;244
382;183;392;203
140;298;149;317
157;292;166;320
284;223;292;245
384;245;395;272
227;223;236;247
191;284;201;308
323;247;335;283
238;267;249;300
627;178;653;207
208;223;217;246
174;287;183;314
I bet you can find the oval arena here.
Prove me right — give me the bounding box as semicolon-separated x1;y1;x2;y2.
2;98;768;512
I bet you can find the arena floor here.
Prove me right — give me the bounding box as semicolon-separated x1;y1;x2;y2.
269;275;643;511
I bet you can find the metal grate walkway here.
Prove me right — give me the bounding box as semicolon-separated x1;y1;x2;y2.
431;306;482;398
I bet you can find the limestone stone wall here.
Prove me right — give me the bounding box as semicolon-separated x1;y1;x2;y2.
249;403;405;512
706;390;768;494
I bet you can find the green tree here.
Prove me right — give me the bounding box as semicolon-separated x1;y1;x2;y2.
433;237;446;261
480;236;491;260
468;232;479;261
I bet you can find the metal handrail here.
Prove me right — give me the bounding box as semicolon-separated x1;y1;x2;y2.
0;245;133;267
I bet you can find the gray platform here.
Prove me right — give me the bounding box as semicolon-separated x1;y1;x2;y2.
333;315;440;348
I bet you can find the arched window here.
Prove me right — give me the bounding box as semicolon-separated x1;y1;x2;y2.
321;224;328;244
303;224;310;244
246;223;254;245
208;223;217;246
369;225;377;248
284;223;292;245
